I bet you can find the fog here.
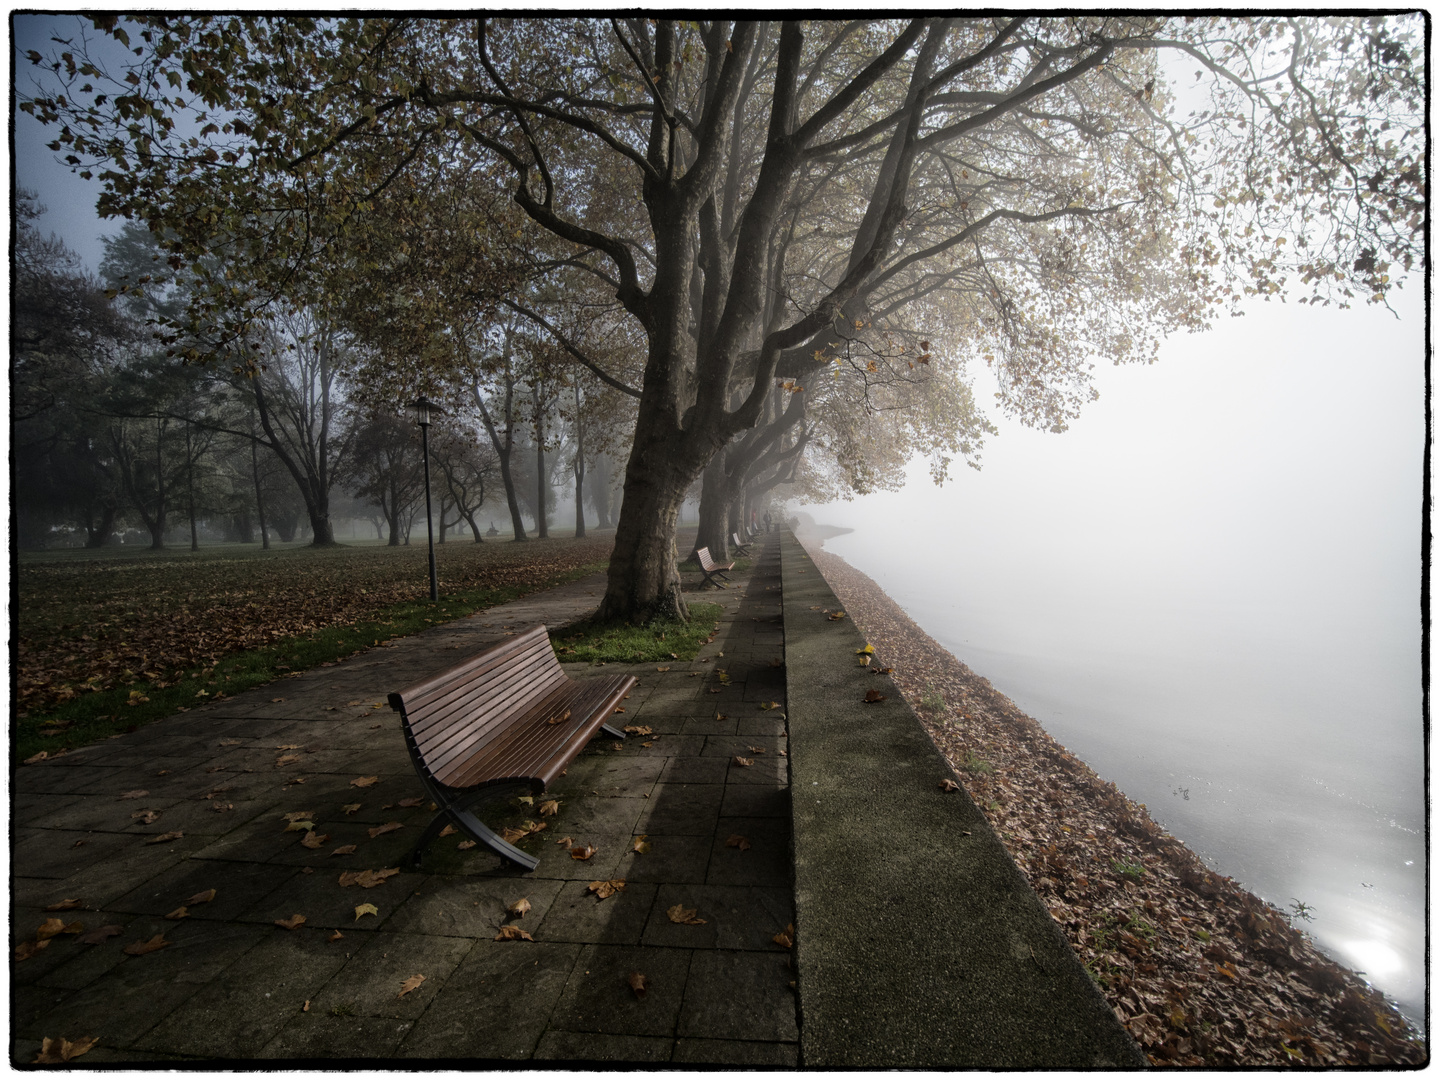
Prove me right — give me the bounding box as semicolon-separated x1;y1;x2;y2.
802;290;1427;1023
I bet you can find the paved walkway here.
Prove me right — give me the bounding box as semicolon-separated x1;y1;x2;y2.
12;536;796;1066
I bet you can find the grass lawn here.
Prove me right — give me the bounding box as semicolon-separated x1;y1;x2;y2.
15;535;616;761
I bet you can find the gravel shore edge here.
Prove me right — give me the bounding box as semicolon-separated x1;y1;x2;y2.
798;534;1425;1068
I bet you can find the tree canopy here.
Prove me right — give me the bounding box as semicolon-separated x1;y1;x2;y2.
23;15;1425;617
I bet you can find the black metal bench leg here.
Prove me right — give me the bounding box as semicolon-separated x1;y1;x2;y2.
407;790;540;872
599;723;627;739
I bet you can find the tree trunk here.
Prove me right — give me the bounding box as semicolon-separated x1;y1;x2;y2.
694;455;730;562
186;423;199;551
84;504;117;548
473;378;527;541
250;427;270;550
598;453;690;623
150;415;167;549
573;382;586;539
534;384;549;539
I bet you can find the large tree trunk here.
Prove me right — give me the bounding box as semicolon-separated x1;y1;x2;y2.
694;456;731;562
84;504;118;548
472;375;528;542
185;423;199;551
573;382;586;539
599;450;691;623
534;385;549;539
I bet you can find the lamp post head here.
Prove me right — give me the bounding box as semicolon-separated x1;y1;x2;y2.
407;396;446;427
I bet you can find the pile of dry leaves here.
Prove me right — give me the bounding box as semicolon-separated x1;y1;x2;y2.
807;545;1424;1068
18;536;613;714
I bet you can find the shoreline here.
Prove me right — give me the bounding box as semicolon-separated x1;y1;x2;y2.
797;534;1424;1067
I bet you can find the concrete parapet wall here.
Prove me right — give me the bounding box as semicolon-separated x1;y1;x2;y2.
781;531;1143;1068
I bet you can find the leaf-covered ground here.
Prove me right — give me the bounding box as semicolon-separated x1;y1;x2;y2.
808;545;1425;1068
17;536;615;723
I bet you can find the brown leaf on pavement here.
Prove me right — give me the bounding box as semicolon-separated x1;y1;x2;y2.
457;840;477;850
438;824;458;836
118;789;149;800
863;689;887;703
628;971;648;999
35;918;66;941
275;754;302;768
494;924;534;941
569;844;597;861
622;725;653;736
328;930;344;942
747;746;766;754
733;756;753;767
275;743;301;750
274;914;306;931
219;738;242;746
15;940;50;961
300;831;329;849
23;750;49;765
337;868;400;888
123;934;171;956
165;906;189;921
939;778;960;792
398;973;426;999
368;822;403;839
826;610;847;620
342;803;362;815
350;776;379;788
33;1036;100;1064
187;889;217;905
145;831;184;845
630;835;651;855
283;810;315;822
555;836;575;846
587;879;625;900
773;923;795;949
130;810;161;824
44;899;83;912
538;800;559;817
667;904;706;926
76;925;121;945
507;897;532;918
354;903;378;921
284;820;315;833
397;797;423;808
330;845;357;857
725;835;752;851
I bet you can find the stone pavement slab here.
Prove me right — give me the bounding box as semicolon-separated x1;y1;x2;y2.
12;539;797;1066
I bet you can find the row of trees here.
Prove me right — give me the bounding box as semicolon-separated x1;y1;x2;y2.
20;16;1423;618
14;203;630;550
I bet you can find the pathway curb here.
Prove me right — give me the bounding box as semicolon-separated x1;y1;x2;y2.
782;530;1144;1068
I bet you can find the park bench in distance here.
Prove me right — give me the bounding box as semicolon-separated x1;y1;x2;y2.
387;625;637;870
695;546;734;589
730;531;752;557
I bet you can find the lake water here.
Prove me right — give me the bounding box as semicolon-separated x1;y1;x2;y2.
798;297;1427;1028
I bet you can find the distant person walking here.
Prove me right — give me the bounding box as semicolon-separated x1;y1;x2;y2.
763;510;772;533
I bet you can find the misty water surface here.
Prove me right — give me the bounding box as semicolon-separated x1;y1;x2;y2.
804;296;1426;1026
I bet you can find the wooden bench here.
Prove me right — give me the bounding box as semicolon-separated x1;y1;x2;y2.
730;531;752;557
387;625;637;871
695;546;734;589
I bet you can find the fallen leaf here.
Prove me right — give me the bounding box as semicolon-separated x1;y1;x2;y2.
733;756;754;767
587;879;625;899
342;803;362;815
827;611;847;621
328;930;344;942
350;776;379;788
398;973;426;999
14;940;50;961
397;797;423;808
631;835;651;855
44;899;83;912
274;914;307;931
725;834;752;851
302;999;311;1012
760;701;782;710
76;925;122;945
438;824;457;837
538;800;559;817
183;888;217;906
939;779;960;792
118;789;149;800
219;738;242;746
146;831;183;845
165;906;189;920
285;776;308;786
715;713;728;721
856;644;875;656
641;741;654;748
628;971;648;999
283;810;315;822
23;750;49;765
863;689;887;704
859;655;873;667
507;898;532;918
354;903;379;921
131;809;161;824
33;1036;100;1064
300;831;329;849
330;844;357;857
284;820;315;833
494;924;534;942
457;841;477;850
545;709;572;727
570;844;597;861
667;904;706;926
655;666;670;672
123;934;171;956
275;754;302;767
747;745;766;754
774;923;795;949
555;836;575;846
622;725;653;736
368;822;403;839
275;743;301;750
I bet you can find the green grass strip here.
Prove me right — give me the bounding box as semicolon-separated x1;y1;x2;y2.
552;602;725;664
16;561;608;763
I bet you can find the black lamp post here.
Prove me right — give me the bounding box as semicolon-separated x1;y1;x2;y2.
407;396;445;601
